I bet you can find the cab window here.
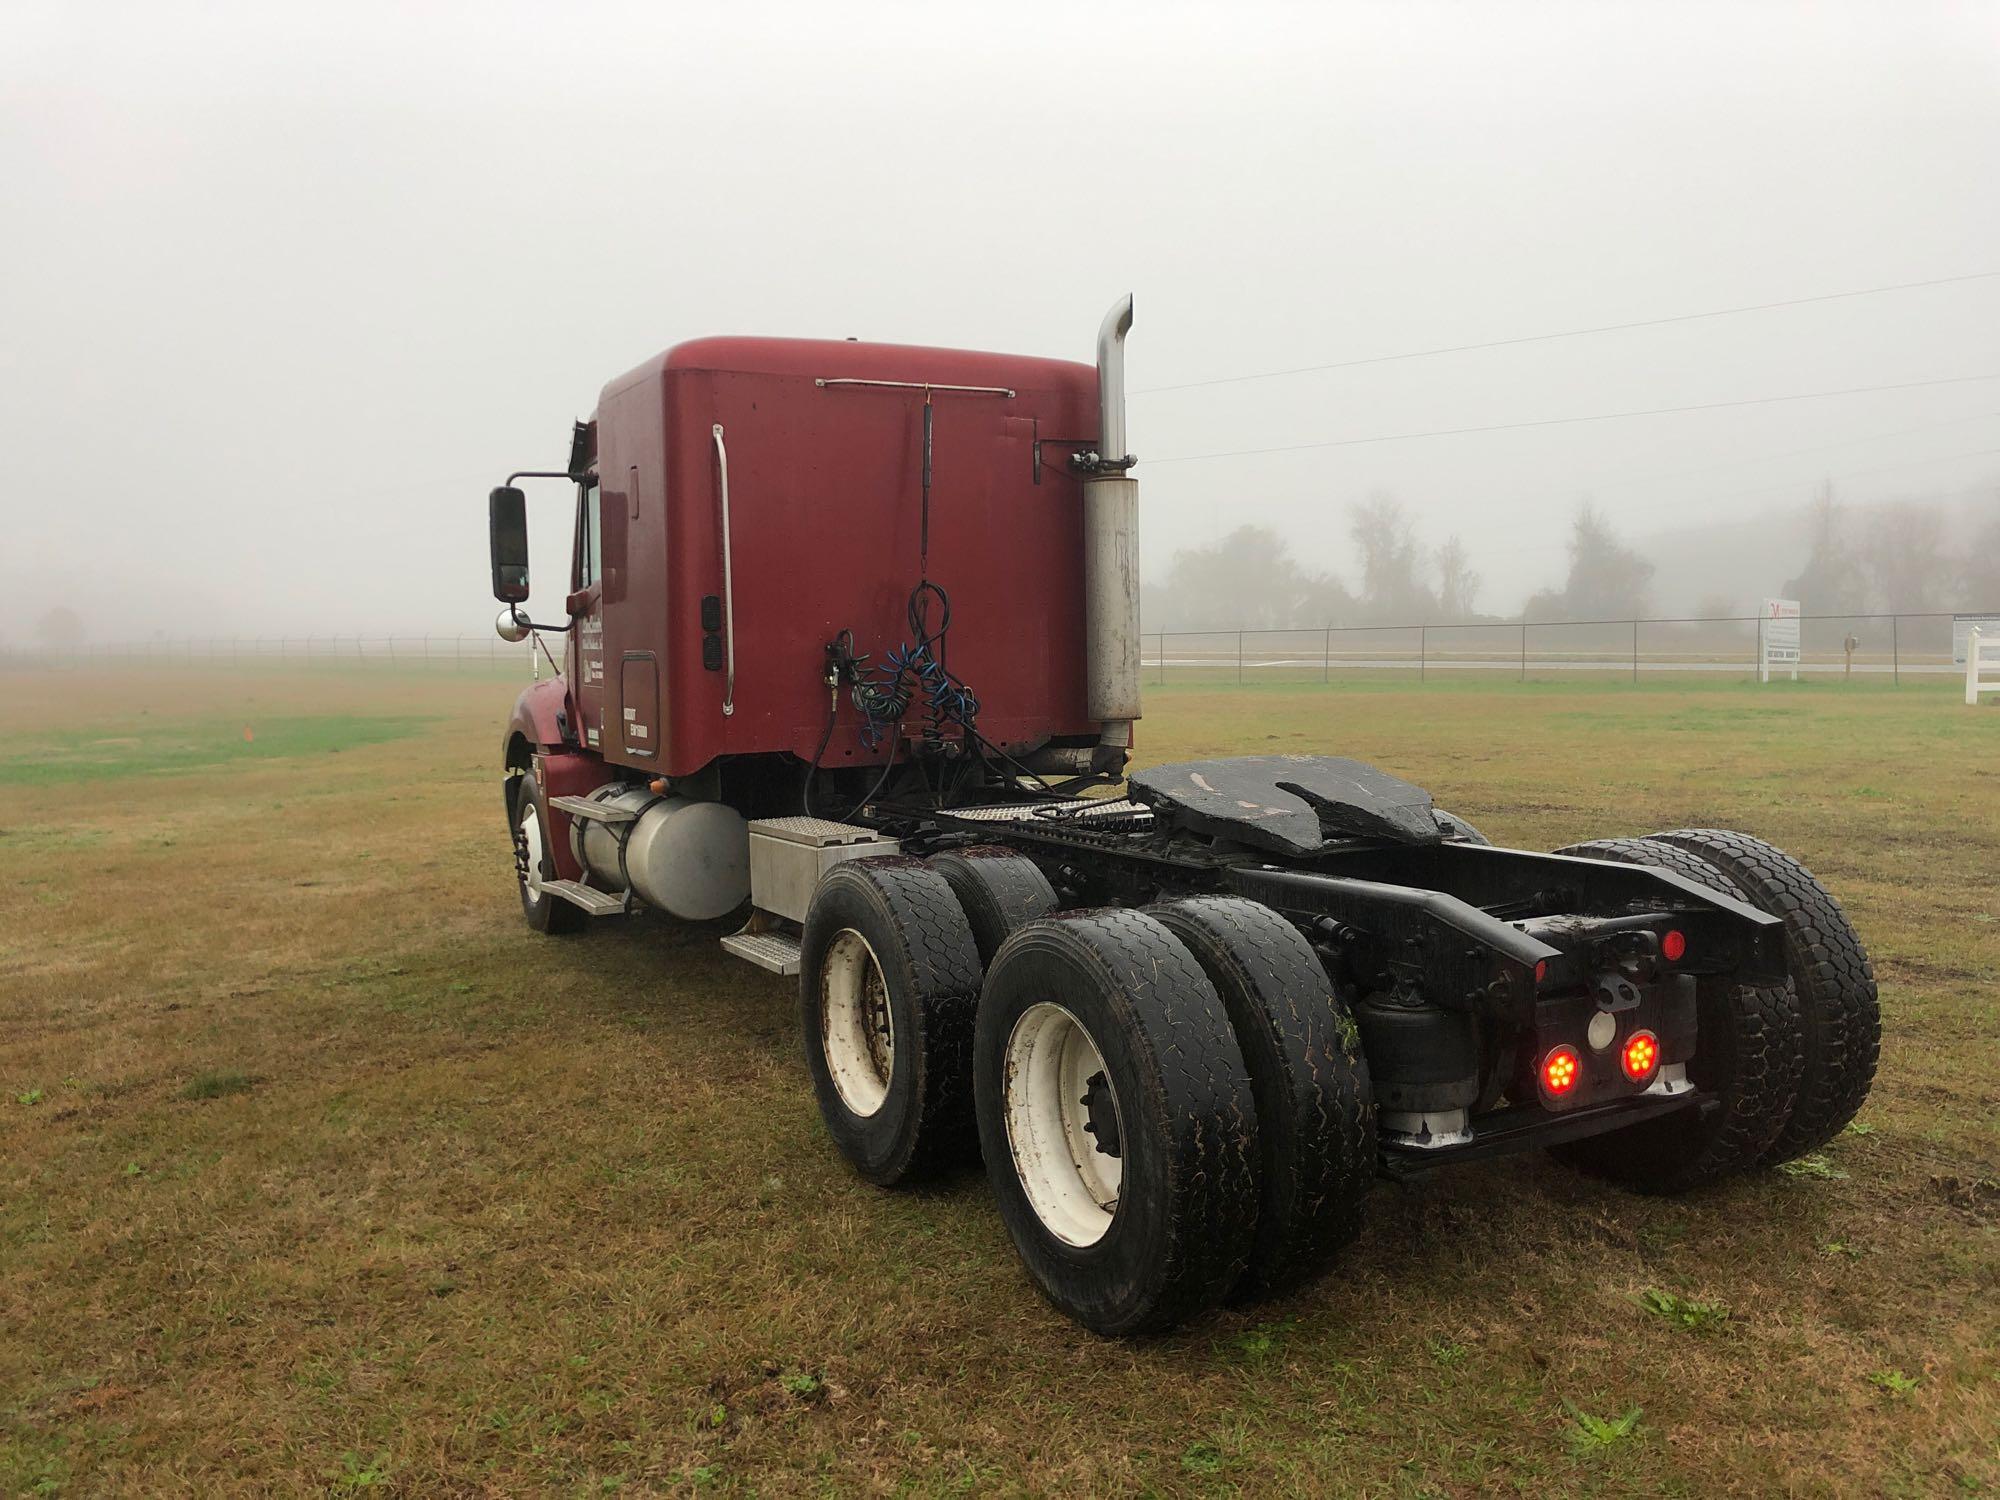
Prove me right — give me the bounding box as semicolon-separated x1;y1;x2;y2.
575;480;602;588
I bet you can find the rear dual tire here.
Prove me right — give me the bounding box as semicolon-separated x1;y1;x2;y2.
799;859;983;1185
801;862;1374;1331
975;903;1374;1333
1149;898;1373;1299
1647;829;1880;1162
1550;830;1878;1192
973;910;1260;1335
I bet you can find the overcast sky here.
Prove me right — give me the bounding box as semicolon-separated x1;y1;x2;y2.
4;0;1997;642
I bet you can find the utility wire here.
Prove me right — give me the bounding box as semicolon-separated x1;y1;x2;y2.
1144;373;2000;466
1133;269;2000;396
1586;410;2000;494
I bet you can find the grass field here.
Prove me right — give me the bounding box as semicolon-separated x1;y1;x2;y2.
3;668;1996;1497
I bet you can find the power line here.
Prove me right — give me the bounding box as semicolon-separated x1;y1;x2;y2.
1560;409;2000;498
1144;373;2000;466
1134;269;2000;396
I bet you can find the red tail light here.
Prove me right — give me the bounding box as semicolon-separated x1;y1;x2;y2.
1541;1045;1581;1097
1661;929;1687;962
1622;1030;1660;1082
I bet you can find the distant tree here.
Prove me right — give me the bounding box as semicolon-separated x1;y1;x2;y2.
1295;570;1360;627
35;606;85;648
1523;502;1654;620
1151;525;1355;630
1347;495;1438;623
1863;500;1952;613
1956;502;2000;608
1782;491;1869;614
1434;536;1481;621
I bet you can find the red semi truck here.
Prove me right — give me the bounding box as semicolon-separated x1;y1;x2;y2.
488;299;1879;1334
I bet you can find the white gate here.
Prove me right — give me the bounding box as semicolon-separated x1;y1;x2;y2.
1968;629;2000;705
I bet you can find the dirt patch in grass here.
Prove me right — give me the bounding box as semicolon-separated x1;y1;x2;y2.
1;668;1995;1494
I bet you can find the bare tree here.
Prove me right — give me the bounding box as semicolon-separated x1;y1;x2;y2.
1783;488;1869;614
1347;494;1438;623
1434;535;1480;621
1962;511;2000;608
1863;500;1951;613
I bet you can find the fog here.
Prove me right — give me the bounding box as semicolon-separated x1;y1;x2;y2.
4;0;1997;645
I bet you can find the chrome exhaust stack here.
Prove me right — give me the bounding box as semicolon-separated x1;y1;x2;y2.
1081;294;1141;770
1095;294;1134;466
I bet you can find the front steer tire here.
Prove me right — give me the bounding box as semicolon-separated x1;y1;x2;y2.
800;859;984;1185
1148;898;1373;1300
974;911;1260;1335
1547;836;1803;1192
1647;829;1880;1162
511;775;585;936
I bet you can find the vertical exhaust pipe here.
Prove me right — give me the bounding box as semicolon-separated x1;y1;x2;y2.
1083;294;1141;770
1095;294;1134;465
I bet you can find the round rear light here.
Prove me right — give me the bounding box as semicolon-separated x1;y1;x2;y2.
1541;1045;1581;1097
1622;1030;1660;1082
1661;929;1687;962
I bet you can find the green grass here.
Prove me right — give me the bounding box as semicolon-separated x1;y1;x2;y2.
1;666;1996;1495
0;713;430;786
178;1070;257;1101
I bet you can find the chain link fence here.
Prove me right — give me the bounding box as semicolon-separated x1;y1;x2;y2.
1144;611;1987;684
7;611;1990;684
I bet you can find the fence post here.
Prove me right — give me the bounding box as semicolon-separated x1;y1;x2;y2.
1519;623;1527;683
1322;626;1331;684
1632;619;1639;685
1419;624;1427;683
1237;630;1244;685
1892;615;1900;686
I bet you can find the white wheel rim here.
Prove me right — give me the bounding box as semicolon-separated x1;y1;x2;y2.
821;928;895;1117
518;797;545;899
1002;1003;1122;1247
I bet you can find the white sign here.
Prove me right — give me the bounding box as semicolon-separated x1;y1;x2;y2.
1760;597;1801;682
1954;615;2000;666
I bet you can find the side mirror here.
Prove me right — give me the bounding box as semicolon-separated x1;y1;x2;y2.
489;486;530;602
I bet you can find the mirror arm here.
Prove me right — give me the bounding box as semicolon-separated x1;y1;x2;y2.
501;603;572;634
506;469;583;486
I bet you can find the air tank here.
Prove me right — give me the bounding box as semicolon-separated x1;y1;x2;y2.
570;784;749;920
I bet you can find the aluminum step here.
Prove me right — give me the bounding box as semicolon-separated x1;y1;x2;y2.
550;794;639;824
540;878;628;916
720;930;802;976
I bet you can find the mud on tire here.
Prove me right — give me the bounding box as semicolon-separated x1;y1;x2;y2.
974;910;1259;1335
928;846;1059;966
1148;897;1372;1299
1647;829;1880;1162
1547;836;1803;1192
800;858;984;1185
